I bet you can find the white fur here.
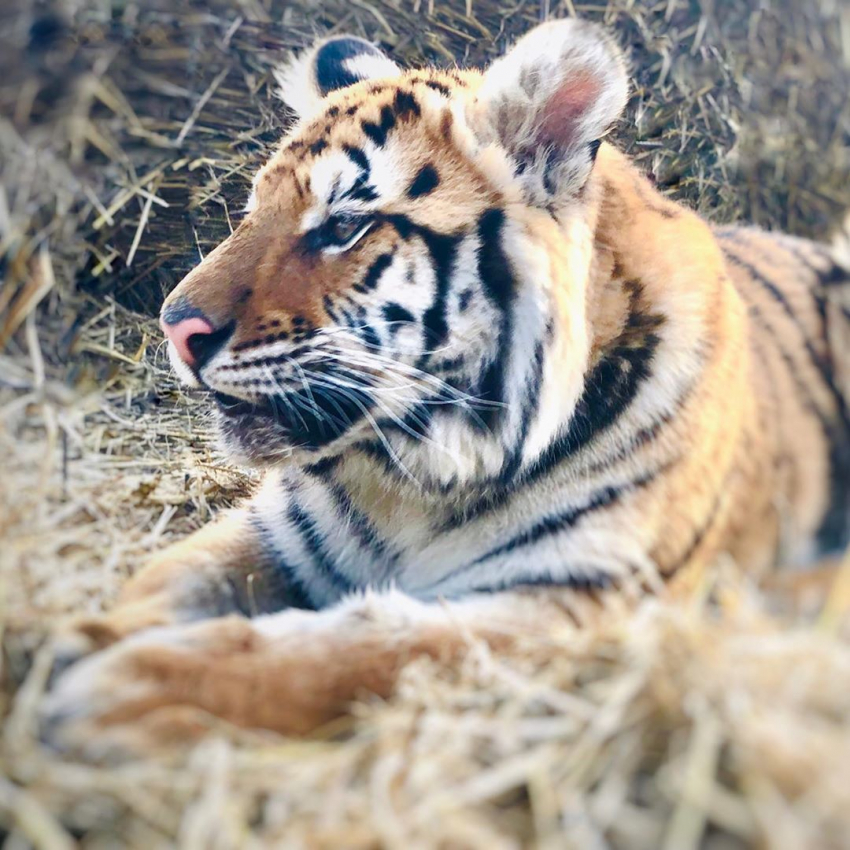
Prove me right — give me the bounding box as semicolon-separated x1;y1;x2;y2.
342;52;401;86
521;212;594;468
274;38;400;122
273;44;322;121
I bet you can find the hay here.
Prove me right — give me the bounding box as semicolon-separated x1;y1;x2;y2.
2;0;850;846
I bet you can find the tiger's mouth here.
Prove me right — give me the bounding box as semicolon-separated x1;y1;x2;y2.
209;379;375;452
213;391;269;419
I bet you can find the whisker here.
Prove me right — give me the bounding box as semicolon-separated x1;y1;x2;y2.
292;359;323;421
312;350;501;434
315;347;502;410
300;368;473;470
263;364;310;433
359;403;422;490
288;389;348;434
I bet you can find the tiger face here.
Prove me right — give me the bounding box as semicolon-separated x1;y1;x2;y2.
160;21;628;485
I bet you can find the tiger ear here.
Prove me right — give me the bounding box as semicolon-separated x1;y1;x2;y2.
274;36;401;120
470;20;628;200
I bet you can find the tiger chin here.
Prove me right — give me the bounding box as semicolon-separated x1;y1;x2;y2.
42;19;850;757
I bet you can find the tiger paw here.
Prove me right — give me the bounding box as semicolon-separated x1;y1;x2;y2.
47;616;125;689
40;617;261;759
48;597;184;684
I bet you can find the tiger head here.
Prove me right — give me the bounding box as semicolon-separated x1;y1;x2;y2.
160;20;628;487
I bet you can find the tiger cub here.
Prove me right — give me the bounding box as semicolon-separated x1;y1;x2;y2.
43;19;850;753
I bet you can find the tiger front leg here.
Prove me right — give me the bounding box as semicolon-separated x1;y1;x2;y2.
41;588;585;759
52;508;294;666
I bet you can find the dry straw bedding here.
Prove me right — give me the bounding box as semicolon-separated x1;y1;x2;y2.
2;0;850;847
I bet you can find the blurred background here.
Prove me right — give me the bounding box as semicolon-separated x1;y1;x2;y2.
2;2;850;847
3;0;850;319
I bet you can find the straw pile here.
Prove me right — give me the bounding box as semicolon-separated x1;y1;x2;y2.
2;0;850;847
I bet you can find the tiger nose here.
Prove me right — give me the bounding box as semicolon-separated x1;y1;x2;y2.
160;306;233;371
160;314;215;368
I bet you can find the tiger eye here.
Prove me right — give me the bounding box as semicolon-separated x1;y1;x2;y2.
328;216;363;244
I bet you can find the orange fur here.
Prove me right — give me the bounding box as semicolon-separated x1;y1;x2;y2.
42;23;849;756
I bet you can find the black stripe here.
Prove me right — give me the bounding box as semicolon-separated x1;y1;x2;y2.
337;298;358;330
354;438;406;478
424;80;451;97
408;164;440;198
352;304;382;349
317;474;396;567
477;209;514;310
302;458;394;565
372;399;435;448
813;288;830;349
383;212;415;239
362;104;396;147
221;343;315;370
429;354;466;374
817;264;850;287
630;174;678;219
723;246;850;552
752;305;850;553
742;318;795;559
474;208;517;428
776;238;847;293
353;251;394;293
469;467;661;567
420;235;461;349
524;284;664;480
382;302;415;326
400;398;434;439
343;144;370;176
723;246;843;406
583;373;698;477
740;289;850;553
751;233;840;285
287;499;356;595
247;509;316;611
662;467;733;578
393;89;420;118
499;334;546;481
304;456;341;478
349;182;378;203
323;294;340;322
467;568;613;596
338;146;378;204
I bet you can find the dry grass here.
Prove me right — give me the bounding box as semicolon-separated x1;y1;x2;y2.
2;0;850;847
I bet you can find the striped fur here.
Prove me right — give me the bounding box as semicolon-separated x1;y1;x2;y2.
43;21;850;751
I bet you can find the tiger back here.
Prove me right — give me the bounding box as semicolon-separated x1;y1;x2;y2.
716;226;850;563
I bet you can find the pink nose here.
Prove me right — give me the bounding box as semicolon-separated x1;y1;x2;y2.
160;315;215;368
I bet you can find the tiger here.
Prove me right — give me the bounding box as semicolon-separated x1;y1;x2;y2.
42;19;850;755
